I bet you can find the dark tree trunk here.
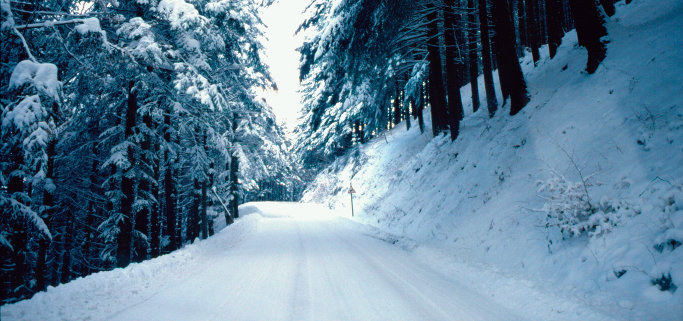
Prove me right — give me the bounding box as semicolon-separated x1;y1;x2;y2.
517;0;528;49
200;130;209;240
468;0;481;113
150;136;161;258
188;177;200;242
393;80;402;126
405;100;411;131
563;0;574;30
133;111;153;263
478;0;499;117
83;198;96;275
599;0;614;16
163;102;179;253
570;0;609;74
546;0;564;58
492;0;530;115
444;0;465;141
426;2;448;136
538;0;548;44
403;75;411;131
35;138;56;291
60;220;74;284
354;120;366;144
117;81;137;268
417;81;425;134
35;238;48;291
9;223;29;300
526;0;541;63
200;179;208;239
229;117;240;220
82;141;99;275
229;154;239;220
5;142;29;300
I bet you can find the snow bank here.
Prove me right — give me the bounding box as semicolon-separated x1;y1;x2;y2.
1;206;262;321
303;1;683;320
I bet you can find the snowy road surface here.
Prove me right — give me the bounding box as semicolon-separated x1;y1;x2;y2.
8;202;616;321
108;202;521;321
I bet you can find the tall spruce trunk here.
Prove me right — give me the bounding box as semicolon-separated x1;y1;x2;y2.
478;0;498;117
492;0;530;115
188;177;200;242
163;103;178;252
82;141;99;275
426;2;448;136
393;80;402;126
35;138;55;291
150;136;161;258
599;0;615;16
229;116;240;220
526;0;541;64
468;0;481;113
546;0;564;58
403;74;411;131
417;81;425;134
444;0;465;141
60;219;74;283
134;112;153;263
570;0;608;74
517;0;528;48
117;81;137;268
200;180;208;239
200;130;209;240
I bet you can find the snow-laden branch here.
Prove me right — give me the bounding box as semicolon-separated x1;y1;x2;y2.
14;19;87;30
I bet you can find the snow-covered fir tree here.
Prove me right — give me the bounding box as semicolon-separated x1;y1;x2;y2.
0;0;300;303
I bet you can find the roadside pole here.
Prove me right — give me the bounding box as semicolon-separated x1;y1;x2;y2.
348;183;356;217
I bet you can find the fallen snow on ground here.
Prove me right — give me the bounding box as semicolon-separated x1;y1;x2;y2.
1;211;258;321
303;1;683;320
2;202;614;321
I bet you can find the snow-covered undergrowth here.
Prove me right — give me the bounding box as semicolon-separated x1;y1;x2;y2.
1;206;262;320
302;1;683;320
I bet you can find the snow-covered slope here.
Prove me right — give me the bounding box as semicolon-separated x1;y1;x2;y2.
302;1;683;320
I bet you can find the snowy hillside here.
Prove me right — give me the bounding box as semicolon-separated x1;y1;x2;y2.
302;1;683;320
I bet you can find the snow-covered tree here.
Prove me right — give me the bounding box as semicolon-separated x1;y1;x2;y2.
0;0;299;303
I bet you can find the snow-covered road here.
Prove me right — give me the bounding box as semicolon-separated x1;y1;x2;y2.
106;202;521;321
3;202;616;321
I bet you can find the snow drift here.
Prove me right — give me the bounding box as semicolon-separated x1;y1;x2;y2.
302;1;683;320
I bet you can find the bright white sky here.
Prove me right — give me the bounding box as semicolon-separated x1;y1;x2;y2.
260;0;310;133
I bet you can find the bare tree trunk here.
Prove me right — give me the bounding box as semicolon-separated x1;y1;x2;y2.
393;80;402;126
444;0;465;140
133;111;153;263
229;116;240;220
478;0;498;117
35;138;55;291
426;2;448;136
492;0;530;115
200;130;208;240
150;134;161;258
468;0;481;113
599;0;614;16
570;0;609;73
117;81;137;268
60;219;74;283
546;0;564;58
526;0;541;64
417;80;426;134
